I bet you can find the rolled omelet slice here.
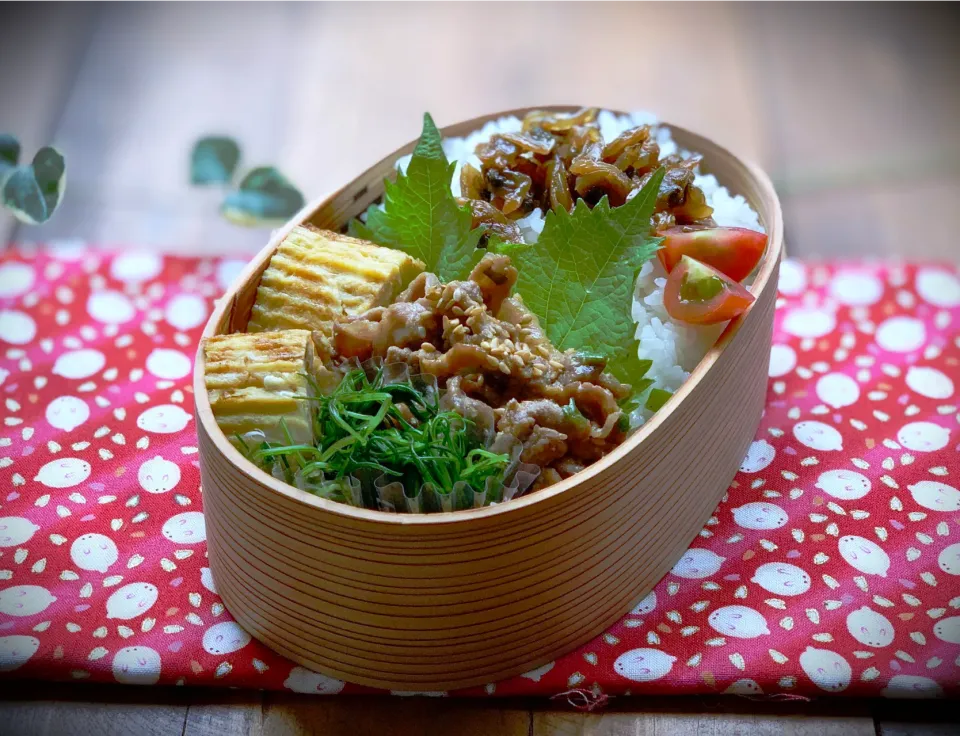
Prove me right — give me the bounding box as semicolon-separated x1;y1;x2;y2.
203;329;314;447
246;226;424;350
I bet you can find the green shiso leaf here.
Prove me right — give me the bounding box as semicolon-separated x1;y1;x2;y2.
2;146;66;225
221;166;305;227
499;167;664;390
347;215;376;241
190;136;241;185
605;351;653;401
354;113;483;281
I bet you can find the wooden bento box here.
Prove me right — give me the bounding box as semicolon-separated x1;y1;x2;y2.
194;107;784;691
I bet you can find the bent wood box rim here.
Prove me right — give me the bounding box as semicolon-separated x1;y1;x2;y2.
194;106;784;529
194;105;783;690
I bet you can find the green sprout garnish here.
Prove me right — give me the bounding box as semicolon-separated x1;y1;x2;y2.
249;366;510;502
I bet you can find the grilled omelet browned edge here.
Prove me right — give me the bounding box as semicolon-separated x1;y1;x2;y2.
203;330;314;446
246;226;424;352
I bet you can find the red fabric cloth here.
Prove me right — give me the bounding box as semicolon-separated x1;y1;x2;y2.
0;246;958;700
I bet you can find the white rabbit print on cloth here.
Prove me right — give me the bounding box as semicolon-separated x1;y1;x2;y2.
1;247;959;699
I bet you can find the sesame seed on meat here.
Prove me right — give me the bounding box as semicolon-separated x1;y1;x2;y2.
327;253;633;489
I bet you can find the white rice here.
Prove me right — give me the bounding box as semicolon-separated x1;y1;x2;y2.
393;110;764;426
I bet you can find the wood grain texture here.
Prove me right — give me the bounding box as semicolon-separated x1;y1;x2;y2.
10;1;305;254
0;686;189;736
534;696;882;736
184;690;264;736
0;2;97;245
194;108;783;690
2;1;958;732
743;3;960;185
533;711;877;736
5;1;767;255
3;686;958;736
262;694;530;736
5;2;956;262
740;1;960;265
281;2;769;199
784;179;960;261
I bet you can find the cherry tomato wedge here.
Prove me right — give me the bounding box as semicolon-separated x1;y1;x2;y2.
664;255;756;325
657;227;767;282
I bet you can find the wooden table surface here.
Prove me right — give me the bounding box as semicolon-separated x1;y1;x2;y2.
0;2;957;734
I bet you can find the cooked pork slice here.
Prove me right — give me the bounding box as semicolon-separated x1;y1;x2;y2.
334;301;438;361
469;253;518;314
518;425;569;466
439;376;496;441
325;253;635;489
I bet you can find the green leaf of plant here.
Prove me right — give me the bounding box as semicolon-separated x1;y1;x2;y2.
2;146;66;225
606;352;652;392
616;375;655;428
645;387;673;412
347;216;377;241
191;136;241;185
505;167;665;389
221;166;305;227
358;113;482;281
236;166;297;193
0;134;20;183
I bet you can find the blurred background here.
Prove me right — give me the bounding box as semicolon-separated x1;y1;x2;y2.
0;1;957;259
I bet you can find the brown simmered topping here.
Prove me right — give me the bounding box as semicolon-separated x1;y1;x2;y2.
460;107;715;240
330;253;632;488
